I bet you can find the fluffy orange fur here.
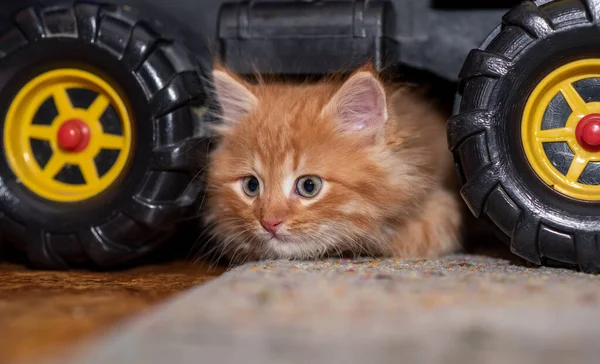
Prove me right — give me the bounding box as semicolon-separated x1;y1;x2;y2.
204;64;462;263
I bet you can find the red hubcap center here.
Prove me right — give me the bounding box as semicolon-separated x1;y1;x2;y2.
582;122;600;146
57;119;90;152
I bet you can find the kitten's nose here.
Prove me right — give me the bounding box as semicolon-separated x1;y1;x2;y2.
261;220;283;234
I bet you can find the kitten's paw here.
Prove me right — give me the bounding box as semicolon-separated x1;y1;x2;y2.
390;188;463;258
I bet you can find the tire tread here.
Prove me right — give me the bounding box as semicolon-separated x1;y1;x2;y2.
502;1;554;39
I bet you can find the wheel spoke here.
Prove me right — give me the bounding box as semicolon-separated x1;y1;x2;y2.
42;155;65;179
52;86;73;115
98;133;125;150
28;125;54;140
537;127;573;142
79;159;99;184
559;83;588;116
566;151;590;183
87;94;110;120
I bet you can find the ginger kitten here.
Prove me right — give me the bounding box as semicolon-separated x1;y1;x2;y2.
203;64;462;263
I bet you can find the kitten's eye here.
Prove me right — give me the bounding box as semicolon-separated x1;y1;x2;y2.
242;175;260;197
296;176;322;198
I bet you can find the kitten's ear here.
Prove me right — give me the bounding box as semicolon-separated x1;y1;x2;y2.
323;71;387;133
212;69;258;126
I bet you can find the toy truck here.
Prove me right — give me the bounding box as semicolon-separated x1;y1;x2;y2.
1;0;597;273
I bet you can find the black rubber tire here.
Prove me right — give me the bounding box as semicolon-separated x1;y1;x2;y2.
449;0;600;273
0;3;208;269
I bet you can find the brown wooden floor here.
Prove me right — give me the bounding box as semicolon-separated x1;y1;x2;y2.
0;260;225;364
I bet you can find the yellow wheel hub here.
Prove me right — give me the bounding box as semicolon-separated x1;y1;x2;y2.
3;68;133;202
521;59;600;201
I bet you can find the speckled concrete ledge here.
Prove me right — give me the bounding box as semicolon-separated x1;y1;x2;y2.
42;255;600;364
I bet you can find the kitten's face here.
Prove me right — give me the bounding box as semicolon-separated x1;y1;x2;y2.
205;68;422;262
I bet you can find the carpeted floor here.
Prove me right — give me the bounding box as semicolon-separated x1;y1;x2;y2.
41;254;600;364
